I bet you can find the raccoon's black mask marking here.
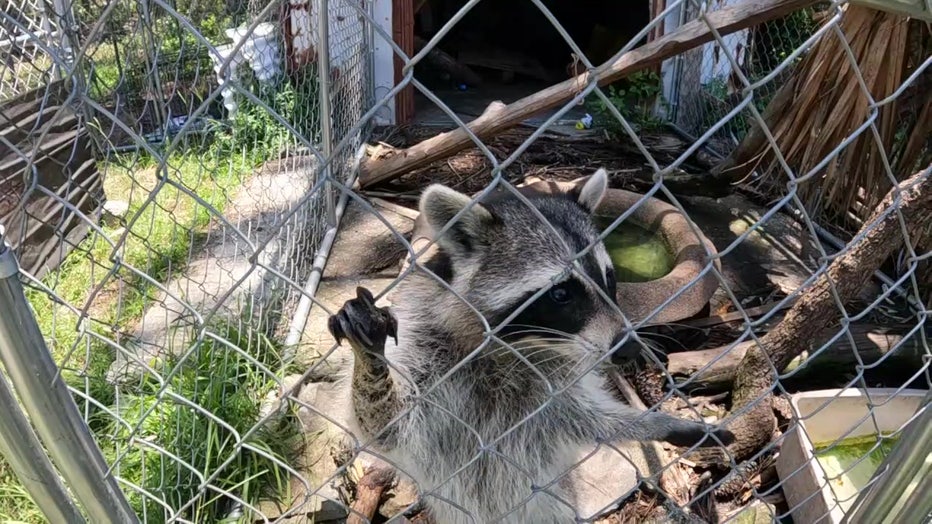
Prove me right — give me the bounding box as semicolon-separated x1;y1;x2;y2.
418;170;618;342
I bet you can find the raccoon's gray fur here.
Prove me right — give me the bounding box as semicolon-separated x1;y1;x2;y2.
328;169;734;524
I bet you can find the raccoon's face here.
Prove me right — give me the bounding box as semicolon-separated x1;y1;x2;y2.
419;169;633;363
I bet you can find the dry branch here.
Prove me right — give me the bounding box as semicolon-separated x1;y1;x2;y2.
359;0;820;187
347;466;396;524
702;165;932;464
667;324;927;391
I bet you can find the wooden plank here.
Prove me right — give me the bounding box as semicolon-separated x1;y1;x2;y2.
359;0;820;187
413;35;483;87
0;79;102;280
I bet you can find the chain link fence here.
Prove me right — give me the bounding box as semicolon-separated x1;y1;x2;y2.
0;0;930;522
1;0;64;99
666;0;822;156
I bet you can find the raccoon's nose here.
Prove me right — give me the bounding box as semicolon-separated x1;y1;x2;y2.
609;333;641;361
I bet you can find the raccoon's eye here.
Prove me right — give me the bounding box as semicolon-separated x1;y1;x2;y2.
549;285;572;304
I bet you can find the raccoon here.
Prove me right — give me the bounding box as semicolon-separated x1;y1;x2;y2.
328;168;734;524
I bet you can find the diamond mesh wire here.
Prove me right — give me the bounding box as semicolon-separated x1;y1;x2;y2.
0;0;63;100
0;0;929;522
668;0;820;156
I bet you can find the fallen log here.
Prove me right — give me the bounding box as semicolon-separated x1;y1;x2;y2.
358;0;820;188
668;324;928;391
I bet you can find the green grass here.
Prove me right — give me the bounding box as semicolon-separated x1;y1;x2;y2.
1;21;322;515
0;141;303;521
0;460;48;523
99;321;301;523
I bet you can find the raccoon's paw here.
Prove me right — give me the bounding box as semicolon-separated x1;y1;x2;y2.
663;418;735;449
328;287;398;357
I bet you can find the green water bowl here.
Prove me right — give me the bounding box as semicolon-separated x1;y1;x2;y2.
503;177;720;323
594;216;674;284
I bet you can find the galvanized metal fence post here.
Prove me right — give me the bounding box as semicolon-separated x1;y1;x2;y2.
0;233;139;523
0;368;84;523
843;390;932;524
318;0;336;227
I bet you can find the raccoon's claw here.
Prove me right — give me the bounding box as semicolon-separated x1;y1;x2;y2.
328;315;345;346
327;287;398;355
664;419;735;448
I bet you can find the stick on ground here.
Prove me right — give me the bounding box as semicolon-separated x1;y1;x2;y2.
347;466;396;524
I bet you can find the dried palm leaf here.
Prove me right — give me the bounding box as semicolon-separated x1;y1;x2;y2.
721;5;930;228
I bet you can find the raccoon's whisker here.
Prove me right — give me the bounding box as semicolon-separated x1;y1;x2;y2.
503;326;604;355
499;344;567;363
550;355;600;383
506;325;580;340
499;331;574;343
487;337;570;351
475;340;567;363
639;337;667;356
636;331;686;351
494;343;576;376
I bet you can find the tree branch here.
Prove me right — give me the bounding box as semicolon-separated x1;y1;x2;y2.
702;165;932;464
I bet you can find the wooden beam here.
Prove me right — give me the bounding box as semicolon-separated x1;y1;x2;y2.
359;0;819;187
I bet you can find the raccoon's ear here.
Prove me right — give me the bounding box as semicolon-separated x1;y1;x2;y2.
573;168;608;214
420;184;495;251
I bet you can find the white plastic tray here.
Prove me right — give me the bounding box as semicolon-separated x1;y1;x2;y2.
775;387;926;524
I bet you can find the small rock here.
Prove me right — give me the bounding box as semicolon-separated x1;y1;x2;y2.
102;200;129;226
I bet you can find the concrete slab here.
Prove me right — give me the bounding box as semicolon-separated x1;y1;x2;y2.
294;200;415;377
561;440;666;520
252;380;351;523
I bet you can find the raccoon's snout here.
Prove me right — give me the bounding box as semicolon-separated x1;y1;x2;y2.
609;332;640;360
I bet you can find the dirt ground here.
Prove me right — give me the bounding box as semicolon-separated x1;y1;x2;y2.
366;124;724;198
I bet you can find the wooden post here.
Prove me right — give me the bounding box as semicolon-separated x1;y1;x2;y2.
393;0;416;124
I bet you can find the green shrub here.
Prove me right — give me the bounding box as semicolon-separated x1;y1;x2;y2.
211;71;322;163
586;70;667;135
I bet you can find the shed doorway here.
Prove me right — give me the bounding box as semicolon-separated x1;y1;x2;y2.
393;0;657;127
